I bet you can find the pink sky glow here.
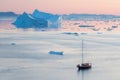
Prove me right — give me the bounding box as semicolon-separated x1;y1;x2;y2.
0;0;120;15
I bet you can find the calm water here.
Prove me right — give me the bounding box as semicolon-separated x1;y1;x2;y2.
0;20;120;80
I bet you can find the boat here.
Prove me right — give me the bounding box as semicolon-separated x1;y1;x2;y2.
77;40;92;70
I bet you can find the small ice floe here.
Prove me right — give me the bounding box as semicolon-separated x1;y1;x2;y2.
92;28;100;31
106;27;113;31
97;32;103;34
80;32;88;35
11;43;16;45
49;51;63;55
74;23;80;25
112;26;118;28
73;33;79;36
79;25;95;28
63;32;72;35
63;32;79;36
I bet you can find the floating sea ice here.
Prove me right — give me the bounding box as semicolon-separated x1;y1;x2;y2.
11;43;16;45
63;32;79;36
49;51;63;55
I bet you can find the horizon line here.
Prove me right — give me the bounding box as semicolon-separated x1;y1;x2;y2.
1;10;120;16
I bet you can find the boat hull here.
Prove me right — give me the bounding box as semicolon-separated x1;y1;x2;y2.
77;63;92;70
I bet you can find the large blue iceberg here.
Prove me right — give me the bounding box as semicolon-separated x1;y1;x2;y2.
13;9;62;29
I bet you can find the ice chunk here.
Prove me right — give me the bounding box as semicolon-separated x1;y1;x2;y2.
11;43;16;45
63;32;79;36
49;51;63;55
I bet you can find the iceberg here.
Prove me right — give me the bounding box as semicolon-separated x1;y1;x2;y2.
48;15;62;28
32;9;62;29
13;10;62;29
32;9;53;20
13;12;48;28
49;51;63;55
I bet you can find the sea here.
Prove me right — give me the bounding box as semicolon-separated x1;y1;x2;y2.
0;18;120;80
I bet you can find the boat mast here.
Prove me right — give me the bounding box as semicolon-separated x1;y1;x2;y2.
82;40;84;64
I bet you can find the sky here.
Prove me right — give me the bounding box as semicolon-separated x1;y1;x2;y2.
0;0;120;15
